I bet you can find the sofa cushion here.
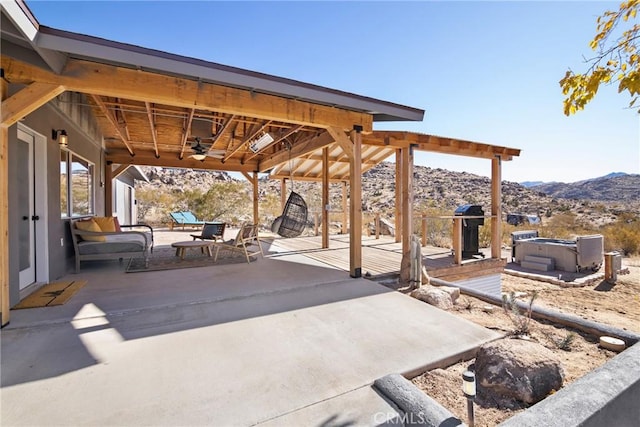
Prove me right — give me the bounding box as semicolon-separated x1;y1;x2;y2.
93;216;118;233
75;219;106;242
77;241;144;255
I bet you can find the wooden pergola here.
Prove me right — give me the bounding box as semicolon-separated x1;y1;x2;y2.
0;9;519;326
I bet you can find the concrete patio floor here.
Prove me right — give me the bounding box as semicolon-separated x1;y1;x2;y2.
1;230;501;426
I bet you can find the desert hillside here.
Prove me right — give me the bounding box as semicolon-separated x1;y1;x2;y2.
138;163;639;227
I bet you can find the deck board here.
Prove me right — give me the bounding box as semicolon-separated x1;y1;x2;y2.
268;234;505;280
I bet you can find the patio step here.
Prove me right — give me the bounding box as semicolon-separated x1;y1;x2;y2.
521;255;555;272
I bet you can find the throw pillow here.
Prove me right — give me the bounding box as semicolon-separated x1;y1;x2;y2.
94;216;117;233
75;218;106;242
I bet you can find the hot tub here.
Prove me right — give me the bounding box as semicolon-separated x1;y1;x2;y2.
514;235;603;273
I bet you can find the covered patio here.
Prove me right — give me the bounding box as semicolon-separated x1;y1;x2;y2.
2;230;501;426
1;1;521;326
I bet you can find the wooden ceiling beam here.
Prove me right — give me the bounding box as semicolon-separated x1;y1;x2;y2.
224;120;270;163
244;124;304;163
302;159;322;178
144;101;160;158
179;108;195;160
327;127;353;158
1;56;373;132
207;114;235;150
114;98;132;141
1;82;65;127
106;149;257;172
268;173;346;183
259;130;334;172
365;131;520;160
91;95;135;156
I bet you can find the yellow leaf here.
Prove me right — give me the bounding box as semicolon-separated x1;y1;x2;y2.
622;63;628;71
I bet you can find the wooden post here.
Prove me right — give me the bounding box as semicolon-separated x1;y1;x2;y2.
341;181;348;234
104;162;113;216
280;178;287;211
349;127;362;278
491;155;502;259
241;172;259;226
252;172;259;226
421;214;427;247
322;147;329;248
453;217;463;265
1;75;9;326
375;213;380;239
401;146;413;258
395;149;402;243
604;252;620;283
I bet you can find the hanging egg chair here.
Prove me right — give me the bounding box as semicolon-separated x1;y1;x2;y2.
272;191;307;238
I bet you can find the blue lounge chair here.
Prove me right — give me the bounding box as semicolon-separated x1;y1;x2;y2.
169;211;206;230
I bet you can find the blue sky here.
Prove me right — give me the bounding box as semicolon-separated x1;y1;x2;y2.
26;1;639;183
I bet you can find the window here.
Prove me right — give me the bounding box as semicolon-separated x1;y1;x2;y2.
60;149;94;217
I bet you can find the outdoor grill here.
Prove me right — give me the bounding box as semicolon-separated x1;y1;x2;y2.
454;204;485;259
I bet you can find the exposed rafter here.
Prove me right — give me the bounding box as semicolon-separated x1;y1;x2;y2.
91;95;135;156
224;120;271;163
178;109;195;160
144;101;160;158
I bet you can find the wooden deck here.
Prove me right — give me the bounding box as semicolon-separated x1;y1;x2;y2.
267;234;507;281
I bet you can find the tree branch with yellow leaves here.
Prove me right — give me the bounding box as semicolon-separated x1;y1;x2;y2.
560;0;639;115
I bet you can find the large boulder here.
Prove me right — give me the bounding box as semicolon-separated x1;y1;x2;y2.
410;286;454;310
475;339;565;404
432;285;460;303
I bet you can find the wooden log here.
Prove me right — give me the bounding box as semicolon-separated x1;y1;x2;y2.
1;76;9;326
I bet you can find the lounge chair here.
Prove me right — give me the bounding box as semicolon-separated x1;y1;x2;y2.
169;211;206;230
191;222;226;242
212;223;263;264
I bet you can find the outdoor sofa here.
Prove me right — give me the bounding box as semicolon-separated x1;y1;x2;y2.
70;217;153;273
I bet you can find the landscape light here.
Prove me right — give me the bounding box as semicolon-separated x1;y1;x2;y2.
462;370;476;397
463;370;476;427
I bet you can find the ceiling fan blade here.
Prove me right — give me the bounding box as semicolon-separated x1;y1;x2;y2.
206;149;226;159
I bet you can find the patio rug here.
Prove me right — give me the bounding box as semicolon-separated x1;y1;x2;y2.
126;247;256;273
13;280;88;309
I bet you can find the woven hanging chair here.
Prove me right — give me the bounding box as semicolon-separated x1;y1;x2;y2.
273;191;307;238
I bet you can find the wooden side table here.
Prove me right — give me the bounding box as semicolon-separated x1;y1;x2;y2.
171;241;214;260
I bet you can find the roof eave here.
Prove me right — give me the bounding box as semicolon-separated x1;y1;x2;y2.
34;26;424;123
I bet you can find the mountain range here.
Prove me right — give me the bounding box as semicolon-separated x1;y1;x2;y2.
138;164;639;226
523;172;639;202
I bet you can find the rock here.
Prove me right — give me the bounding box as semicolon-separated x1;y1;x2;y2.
432;285;460;303
475;339;565;404
410;286;453;310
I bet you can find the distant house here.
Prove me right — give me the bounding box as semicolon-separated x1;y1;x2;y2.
507;213;541;226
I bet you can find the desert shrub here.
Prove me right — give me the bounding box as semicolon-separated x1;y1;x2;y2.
502;291;538;337
601;214;640;255
413;209;452;247
136;187;181;225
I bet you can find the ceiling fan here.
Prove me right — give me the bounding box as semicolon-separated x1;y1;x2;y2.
188;137;226;161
